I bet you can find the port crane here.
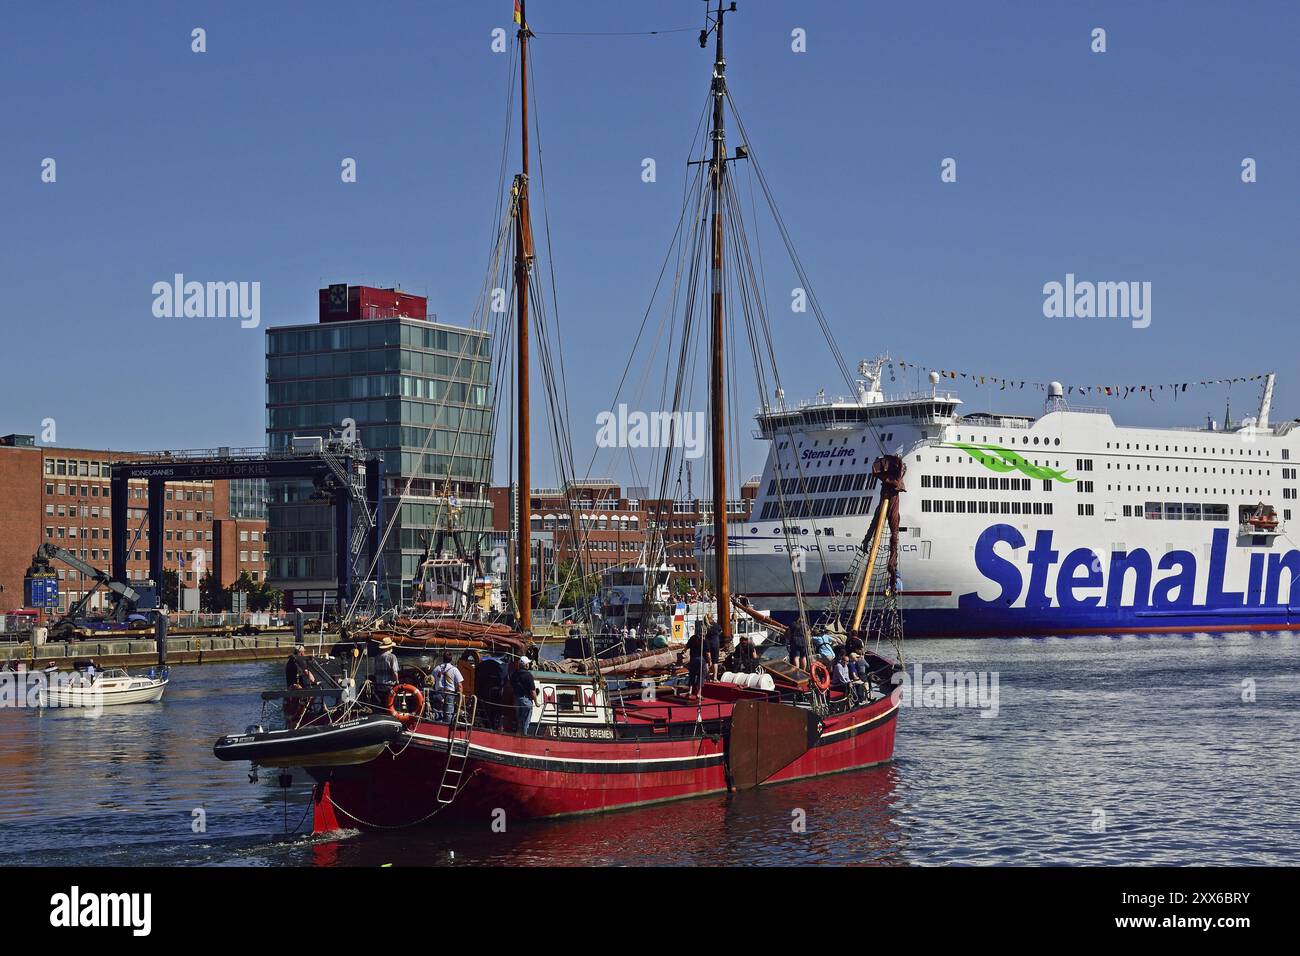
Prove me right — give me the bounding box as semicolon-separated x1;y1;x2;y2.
26;543;158;639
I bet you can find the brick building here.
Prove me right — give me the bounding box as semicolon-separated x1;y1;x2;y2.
487;479;759;602
640;477;760;592
0;434;267;614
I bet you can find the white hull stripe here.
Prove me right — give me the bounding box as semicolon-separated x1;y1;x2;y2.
406;703;898;764
406;729;717;766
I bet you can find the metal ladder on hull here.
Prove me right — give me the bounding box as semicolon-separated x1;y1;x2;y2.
436;696;477;805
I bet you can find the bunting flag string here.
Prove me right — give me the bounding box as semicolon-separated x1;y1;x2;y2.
888;360;1271;402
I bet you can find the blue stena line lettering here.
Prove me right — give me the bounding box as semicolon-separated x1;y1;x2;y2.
800;446;856;462
959;524;1300;610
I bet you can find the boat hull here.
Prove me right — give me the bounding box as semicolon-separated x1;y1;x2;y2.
38;679;167;708
308;689;900;832
717;533;1300;637
214;714;406;769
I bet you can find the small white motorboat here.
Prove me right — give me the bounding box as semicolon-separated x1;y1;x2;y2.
38;668;168;708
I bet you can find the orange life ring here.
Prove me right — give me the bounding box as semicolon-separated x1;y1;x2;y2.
387;683;424;725
809;660;831;692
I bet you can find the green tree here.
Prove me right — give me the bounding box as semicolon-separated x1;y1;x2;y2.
555;560;599;609
199;572;231;613
158;569;180;607
232;571;282;612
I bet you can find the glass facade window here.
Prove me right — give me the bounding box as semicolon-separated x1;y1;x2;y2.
265;317;494;607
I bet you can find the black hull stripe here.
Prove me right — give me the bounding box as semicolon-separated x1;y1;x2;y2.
407;733;726;775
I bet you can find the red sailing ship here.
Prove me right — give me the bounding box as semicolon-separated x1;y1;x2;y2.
219;1;906;834
311;674;901;831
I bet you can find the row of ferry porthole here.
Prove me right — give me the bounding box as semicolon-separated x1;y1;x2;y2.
954;435;1063;446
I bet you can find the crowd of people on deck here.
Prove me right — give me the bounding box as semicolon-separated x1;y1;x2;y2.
281;608;882;737
285;635;549;736
684;616;878;703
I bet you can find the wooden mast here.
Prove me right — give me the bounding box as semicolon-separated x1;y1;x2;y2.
515;0;533;632
707;0;733;643
850;504;888;632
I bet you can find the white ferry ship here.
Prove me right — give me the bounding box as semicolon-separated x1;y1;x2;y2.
700;359;1298;637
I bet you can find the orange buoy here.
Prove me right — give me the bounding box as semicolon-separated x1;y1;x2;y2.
386;683;425;725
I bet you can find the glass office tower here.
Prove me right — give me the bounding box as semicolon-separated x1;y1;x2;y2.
265;315;493;609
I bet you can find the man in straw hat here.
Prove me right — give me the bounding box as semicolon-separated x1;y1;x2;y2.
373;636;399;701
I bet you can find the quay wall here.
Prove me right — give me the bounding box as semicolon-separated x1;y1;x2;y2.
0;634;329;670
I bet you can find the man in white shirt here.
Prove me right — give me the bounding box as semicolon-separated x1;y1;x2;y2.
431;652;464;723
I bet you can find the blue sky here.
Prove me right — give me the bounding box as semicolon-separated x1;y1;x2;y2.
2;0;1296;486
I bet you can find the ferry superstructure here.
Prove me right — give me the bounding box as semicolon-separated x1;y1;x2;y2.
702;360;1300;636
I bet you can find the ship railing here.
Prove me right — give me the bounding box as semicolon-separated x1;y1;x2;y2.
957;415;1030;429
1238;521;1284;537
768;390;961;408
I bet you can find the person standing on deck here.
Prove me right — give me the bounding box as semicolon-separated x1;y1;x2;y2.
785;619;808;672
431;652;464;722
685;627;705;697
285;644;316;689
704;617;722;681
373;636;399;702
509;658;539;735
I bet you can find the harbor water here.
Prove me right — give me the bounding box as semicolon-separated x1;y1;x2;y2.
1;632;1297;866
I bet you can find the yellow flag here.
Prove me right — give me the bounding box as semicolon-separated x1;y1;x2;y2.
513;1;522;25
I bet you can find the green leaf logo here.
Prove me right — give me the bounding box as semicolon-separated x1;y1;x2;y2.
948;442;1075;483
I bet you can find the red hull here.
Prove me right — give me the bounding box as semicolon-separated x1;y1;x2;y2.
310;688;901;833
